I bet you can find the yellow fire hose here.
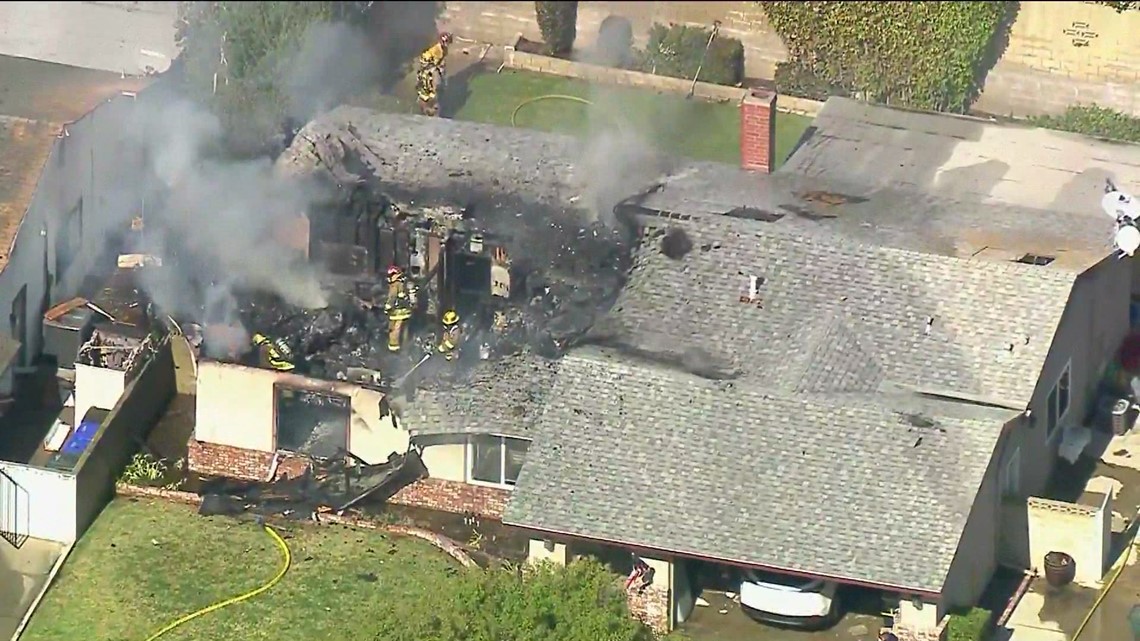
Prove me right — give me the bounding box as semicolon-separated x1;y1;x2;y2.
510;95;594;128
1072;527;1136;641
142;523;291;641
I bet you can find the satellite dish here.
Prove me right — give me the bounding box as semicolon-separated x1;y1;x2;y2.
1103;190;1140;221
1115;224;1140;257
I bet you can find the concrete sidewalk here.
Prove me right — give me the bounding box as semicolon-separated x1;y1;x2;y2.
0;538;65;641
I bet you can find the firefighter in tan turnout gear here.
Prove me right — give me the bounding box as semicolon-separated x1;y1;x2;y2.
252;333;296;372
437;310;462;361
384;265;418;352
416;32;451;117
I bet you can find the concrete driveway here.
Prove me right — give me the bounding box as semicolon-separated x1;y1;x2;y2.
0;538;65;641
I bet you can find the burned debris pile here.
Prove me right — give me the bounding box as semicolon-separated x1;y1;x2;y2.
198;449;428;519
195;128;636;391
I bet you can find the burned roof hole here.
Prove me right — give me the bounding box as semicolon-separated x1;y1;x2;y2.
778;204;836;221
724;207;785;223
700;241;722;252
660;227;693;260
896;412;942;431
797;190;868;206
1014;253;1055;266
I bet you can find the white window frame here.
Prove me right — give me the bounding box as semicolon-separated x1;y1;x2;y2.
466;434;531;489
1045;361;1072;442
1000;446;1021;499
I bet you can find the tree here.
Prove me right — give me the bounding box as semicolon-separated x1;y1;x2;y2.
535;1;579;56
175;2;353;155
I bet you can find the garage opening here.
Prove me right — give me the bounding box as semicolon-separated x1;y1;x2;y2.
274;386;349;459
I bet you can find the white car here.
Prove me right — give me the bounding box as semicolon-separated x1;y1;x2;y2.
739;569;843;630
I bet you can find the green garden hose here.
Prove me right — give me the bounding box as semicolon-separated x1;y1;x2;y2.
510;94;594;127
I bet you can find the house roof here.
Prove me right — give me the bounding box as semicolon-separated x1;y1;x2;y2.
503;347;1013;594
586;210;1075;408
0;55;150;273
398;352;562;437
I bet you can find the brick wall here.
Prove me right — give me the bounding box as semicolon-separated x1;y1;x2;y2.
740;89;776;173
389;477;509;520
187;440;311;482
626;582;670;634
188;439;509;518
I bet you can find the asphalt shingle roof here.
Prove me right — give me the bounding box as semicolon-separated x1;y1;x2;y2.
587;212;1076;407
399;352;561;437
503;347;1013;593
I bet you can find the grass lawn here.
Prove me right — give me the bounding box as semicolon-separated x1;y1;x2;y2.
368;69;812;167
22;499;462;641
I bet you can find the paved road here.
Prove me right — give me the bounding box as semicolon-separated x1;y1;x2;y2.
0;1;178;76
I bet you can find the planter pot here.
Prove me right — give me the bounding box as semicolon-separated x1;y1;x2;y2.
1043;551;1076;588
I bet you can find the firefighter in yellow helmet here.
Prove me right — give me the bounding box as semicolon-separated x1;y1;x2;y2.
384;265;418;352
416;32;451;117
252;333;296;372
437;310;462;361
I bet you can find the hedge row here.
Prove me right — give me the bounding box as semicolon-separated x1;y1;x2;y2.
1092;1;1140;11
760;1;1017;113
1029;105;1140;143
633;23;745;87
535;1;578;56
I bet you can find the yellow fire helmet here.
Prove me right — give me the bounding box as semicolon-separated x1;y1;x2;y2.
252;333;268;345
442;310;459;326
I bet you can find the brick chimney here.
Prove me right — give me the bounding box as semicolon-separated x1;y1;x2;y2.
740;89;777;173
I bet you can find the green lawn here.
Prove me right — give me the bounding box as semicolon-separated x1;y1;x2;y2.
367;69;812;167
23;499;462;641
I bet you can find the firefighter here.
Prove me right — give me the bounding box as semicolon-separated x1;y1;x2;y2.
384;265;417;352
252;333;295;372
418;31;453;78
416;64;442;117
437;310;462;361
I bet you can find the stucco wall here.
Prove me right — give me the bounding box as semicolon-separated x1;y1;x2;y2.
0;462;76;543
1020;258;1131;497
0;92;149;368
193;360;408;465
444;1;1140;116
941;438;1005;612
73;362;126;424
1026;495;1111;585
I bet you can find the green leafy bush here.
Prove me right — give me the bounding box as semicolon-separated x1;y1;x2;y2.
1029;105;1140;143
1092;1;1140;11
946;607;992;641
635;23;745;86
369;558;653;641
535;1;579;56
760;1;1018;112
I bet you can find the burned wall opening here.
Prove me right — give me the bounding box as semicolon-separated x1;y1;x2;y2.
274;386;349;459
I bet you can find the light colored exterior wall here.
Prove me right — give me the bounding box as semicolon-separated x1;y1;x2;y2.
1026;495;1111;586
940;440;1005;613
73;362;126;424
0;462;76;543
527;538;570;565
419;440;467;482
996;257;1130;571
0;93;148;369
193;361;409;465
0;2;178;76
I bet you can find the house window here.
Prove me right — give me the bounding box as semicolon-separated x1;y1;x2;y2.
1046;363;1072;440
274;386;349;459
468;435;530;487
1000;447;1021;499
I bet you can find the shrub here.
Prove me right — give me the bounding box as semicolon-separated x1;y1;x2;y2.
1092;1;1140;11
1029;105;1140;143
946;607;992;641
369;558;653;641
760;1;1018;112
535;1;579;56
595;15;634;68
635;23;745;86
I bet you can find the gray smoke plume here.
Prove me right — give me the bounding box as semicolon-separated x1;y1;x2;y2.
74;15;418;358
